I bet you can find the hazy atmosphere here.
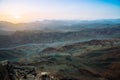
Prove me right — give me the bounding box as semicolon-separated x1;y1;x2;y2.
0;0;120;80
0;0;120;23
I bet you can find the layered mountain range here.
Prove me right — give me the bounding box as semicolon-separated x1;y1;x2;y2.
0;19;120;48
0;19;120;80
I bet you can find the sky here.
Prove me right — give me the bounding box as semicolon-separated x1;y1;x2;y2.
0;0;120;23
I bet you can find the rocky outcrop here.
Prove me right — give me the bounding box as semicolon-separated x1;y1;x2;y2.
0;64;10;80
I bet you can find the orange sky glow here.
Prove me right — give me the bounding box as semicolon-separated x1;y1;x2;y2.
0;0;120;23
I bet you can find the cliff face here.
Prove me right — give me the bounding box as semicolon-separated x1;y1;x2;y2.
0;64;10;80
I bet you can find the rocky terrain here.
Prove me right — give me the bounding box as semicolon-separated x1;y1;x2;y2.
0;38;120;80
0;20;120;80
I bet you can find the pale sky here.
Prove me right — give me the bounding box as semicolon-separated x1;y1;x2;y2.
0;0;120;23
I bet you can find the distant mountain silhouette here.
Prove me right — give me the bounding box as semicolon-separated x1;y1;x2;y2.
0;23;119;48
0;19;120;31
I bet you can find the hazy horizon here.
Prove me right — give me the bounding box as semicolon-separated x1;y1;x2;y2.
0;18;120;24
0;0;120;23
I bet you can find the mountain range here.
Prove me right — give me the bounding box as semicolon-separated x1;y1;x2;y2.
0;19;120;31
0;19;120;80
0;19;120;48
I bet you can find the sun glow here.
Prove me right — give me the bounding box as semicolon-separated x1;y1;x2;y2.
0;15;25;24
13;15;21;19
9;15;23;23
